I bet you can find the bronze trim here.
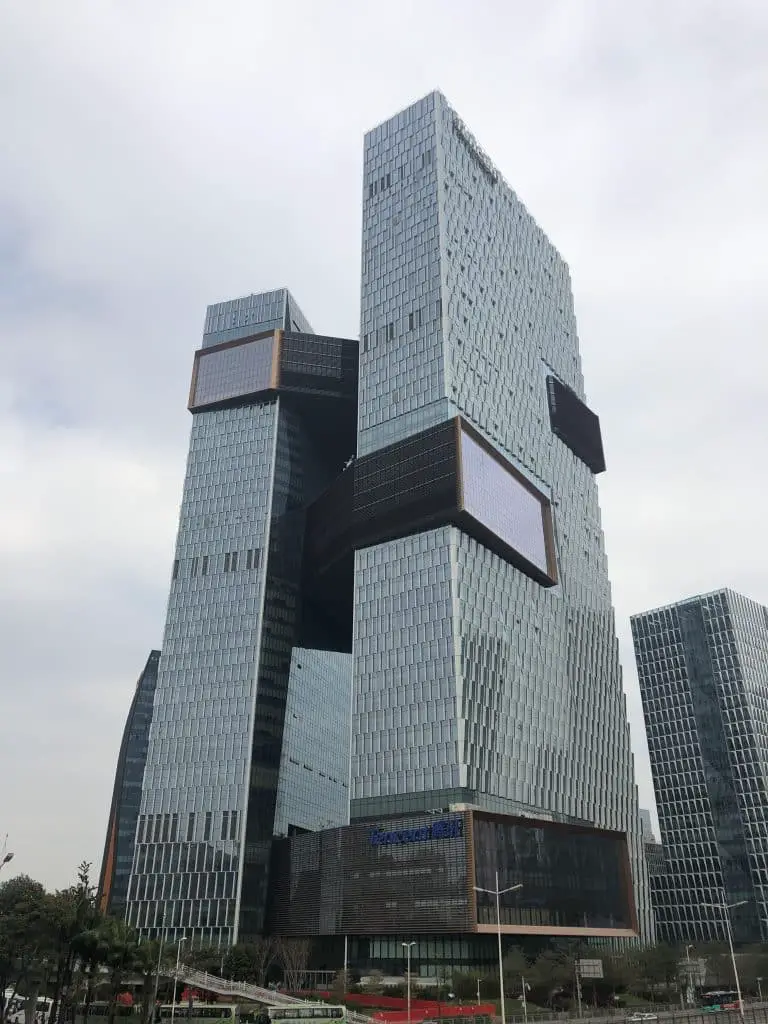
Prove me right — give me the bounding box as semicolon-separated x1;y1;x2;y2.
454;416;465;510
188;330;279;413
457;418;557;585
476;924;637;938
191;328;277;359
272;330;283;390
465;810;478;930
188;351;201;411
471;808;626;842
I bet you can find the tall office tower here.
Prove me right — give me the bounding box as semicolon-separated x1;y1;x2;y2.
352;91;652;939
98;650;160;917
632;588;768;943
125;289;357;946
639;808;655;841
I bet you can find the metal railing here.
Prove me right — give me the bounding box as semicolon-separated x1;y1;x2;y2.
171;966;372;1024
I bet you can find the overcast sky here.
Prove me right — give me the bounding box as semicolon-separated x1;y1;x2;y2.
1;0;766;890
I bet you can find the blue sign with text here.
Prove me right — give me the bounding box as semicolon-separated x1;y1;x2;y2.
369;817;463;847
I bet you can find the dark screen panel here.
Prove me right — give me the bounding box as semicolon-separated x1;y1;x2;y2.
279;332;358;401
268;813;473;936
304;417;557;589
191;334;277;410
546;376;606;474
460;428;549;577
473;813;634;932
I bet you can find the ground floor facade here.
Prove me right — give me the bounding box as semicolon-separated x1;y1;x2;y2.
267;807;638;976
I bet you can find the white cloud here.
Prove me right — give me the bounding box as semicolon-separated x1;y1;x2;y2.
0;0;766;885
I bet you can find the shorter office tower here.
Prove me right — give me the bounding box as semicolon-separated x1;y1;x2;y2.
125;290;358;945
267;809;637;978
632;589;768;943
98;651;160;916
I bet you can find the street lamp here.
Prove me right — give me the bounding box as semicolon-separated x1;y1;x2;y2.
170;937;187;1024
474;872;523;1024
151;926;169;1017
520;977;530;1024
684;945;694;1007
757;978;763;1003
701;898;747;1018
402;942;415;1024
0;851;13;870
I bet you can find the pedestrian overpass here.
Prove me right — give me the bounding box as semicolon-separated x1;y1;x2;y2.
172;966;371;1024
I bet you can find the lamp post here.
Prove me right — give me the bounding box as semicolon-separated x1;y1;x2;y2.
402;942;415;1024
701;898;747;1018
474;873;523;1024
520;977;530;1024
757;978;763;1003
151;926;169;1019
0;851;13;871
170;937;187;1024
684;945;694;1007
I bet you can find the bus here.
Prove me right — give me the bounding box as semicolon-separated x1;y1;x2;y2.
158;1007;239;1024
701;992;741;1013
5;994;53;1024
267;1009;345;1023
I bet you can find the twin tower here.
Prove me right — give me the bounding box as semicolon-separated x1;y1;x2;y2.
104;92;653;968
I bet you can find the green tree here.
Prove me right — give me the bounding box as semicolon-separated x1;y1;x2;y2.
0;875;52;1021
132;939;165;1024
48;862;100;1024
223;939;275;986
527;949;572;1007
640;944;680;1002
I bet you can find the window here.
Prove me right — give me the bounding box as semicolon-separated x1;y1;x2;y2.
204;812;212;841
230;811;238;840
187;813;195;842
191;557;199;577
201;555;208;575
221;811;229;840
223;553;230;572
170;813;178;842
172;560;179;580
230;550;238;571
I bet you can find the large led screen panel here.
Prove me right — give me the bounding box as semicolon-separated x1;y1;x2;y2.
191;335;276;410
460;427;551;579
546;376;606;474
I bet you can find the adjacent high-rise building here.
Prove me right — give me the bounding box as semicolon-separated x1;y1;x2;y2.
124;290;357;945
98;650;160;917
349;91;652;942
632;588;768;943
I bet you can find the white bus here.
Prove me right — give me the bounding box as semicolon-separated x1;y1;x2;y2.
267;1009;345;1023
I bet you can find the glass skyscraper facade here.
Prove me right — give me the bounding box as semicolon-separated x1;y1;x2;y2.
273;647;352;837
352;91;652;941
98;650;160;918
125;290;357;945
124;92;654;953
632;588;768;943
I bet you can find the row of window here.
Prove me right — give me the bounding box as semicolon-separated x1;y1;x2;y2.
171;548;261;580
137;810;239;844
361;301;442;352
367;148;433;199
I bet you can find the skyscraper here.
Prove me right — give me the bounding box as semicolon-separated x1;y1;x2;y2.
632;588;768;943
351;91;652;939
98;650;160;917
125;290;358;945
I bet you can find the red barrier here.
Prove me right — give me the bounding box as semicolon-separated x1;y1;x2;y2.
371;1008;495;1023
